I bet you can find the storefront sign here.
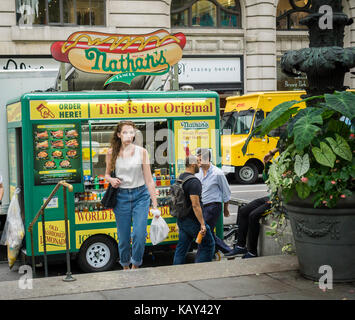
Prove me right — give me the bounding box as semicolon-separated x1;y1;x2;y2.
51;29;186;86
75;224;178;249
30;100;89;120
0;58;59;71
7;130;18;200
148;206;171;219
33;123;82;185
43;196;58;209
7;102;22;123
76;228;117;249
178;57;241;84
277;58;308;91
38;220;69;252
29;98;216;120
75;206;172;225
75;209;116;224
174;120;216;175
89;98;216;118
146;223;179;244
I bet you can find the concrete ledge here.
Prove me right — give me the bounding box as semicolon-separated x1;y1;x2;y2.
0;255;298;300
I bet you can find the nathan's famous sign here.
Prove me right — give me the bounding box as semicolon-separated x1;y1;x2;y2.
51;30;186;85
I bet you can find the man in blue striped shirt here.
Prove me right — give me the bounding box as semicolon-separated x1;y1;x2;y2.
195;148;232;254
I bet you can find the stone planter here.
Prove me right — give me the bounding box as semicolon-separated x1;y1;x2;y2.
285;195;355;282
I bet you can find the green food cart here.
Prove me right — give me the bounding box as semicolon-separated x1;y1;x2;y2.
6;90;222;273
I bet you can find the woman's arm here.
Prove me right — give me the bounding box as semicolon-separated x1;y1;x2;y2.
142;148;158;209
105;148;121;188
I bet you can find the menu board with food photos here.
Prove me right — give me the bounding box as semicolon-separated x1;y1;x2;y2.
33;123;82;185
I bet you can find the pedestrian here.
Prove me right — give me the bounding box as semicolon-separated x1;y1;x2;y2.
224;148;278;259
195;148;232;254
173;155;215;265
0;174;3;207
105;121;159;270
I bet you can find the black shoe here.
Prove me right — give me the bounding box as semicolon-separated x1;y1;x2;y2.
224;246;248;258
242;252;258;259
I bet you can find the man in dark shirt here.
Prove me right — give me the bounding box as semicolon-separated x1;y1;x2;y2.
173;155;215;265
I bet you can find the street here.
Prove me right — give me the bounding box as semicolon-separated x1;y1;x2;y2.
0;180;269;282
226;178;269;224
230;181;268;203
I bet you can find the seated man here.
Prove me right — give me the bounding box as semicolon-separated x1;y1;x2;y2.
224;148;278;259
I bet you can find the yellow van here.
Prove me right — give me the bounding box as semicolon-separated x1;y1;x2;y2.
221;91;306;184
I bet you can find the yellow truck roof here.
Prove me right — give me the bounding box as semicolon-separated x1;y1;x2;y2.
225;90;355;113
225;91;306;113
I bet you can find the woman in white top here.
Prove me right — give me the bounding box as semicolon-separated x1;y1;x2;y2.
105;121;158;270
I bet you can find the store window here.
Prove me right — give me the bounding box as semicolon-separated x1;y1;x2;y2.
276;0;311;30
171;0;241;28
16;0;105;26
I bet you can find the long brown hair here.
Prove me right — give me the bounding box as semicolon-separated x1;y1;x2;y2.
110;120;137;171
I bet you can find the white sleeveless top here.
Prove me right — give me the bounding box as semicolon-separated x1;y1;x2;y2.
115;145;145;189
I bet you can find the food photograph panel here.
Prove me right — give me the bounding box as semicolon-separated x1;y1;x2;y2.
33;123;82;185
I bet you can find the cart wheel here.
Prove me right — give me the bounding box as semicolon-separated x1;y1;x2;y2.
77;235;118;273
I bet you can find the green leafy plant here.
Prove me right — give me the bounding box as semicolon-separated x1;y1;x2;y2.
265;212;296;255
246;91;355;209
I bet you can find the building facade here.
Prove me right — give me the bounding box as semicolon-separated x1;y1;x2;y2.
0;0;355;205
1;1;355;95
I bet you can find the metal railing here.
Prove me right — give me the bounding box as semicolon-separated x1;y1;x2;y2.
28;180;75;282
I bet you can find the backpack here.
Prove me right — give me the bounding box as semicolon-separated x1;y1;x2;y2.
168;175;199;219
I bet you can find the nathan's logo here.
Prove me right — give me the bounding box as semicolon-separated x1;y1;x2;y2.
51;30;186;86
180;121;209;129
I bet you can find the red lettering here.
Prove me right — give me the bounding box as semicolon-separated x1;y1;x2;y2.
97;104;104;114
164;103;174;113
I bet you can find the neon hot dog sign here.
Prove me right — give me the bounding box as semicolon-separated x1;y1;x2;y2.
51;29;186;86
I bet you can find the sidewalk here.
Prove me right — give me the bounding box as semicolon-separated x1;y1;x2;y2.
1;255;355;301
